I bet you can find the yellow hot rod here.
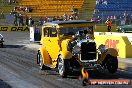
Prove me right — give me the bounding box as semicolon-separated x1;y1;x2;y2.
37;20;118;77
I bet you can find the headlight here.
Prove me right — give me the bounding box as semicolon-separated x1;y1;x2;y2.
72;45;81;54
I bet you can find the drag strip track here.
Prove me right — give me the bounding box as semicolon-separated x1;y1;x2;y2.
0;48;132;88
0;48;83;88
0;32;132;88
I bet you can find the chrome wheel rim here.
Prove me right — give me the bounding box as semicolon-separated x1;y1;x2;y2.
58;55;64;76
39;54;43;69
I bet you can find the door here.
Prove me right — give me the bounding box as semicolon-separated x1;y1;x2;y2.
48;27;60;60
42;27;51;54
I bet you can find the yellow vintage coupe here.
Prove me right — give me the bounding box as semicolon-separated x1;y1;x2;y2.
37;20;118;77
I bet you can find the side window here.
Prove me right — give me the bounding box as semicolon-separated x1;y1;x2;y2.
50;28;57;37
44;28;49;37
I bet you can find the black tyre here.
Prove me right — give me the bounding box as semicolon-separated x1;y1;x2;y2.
82;78;88;86
106;56;118;74
58;55;68;78
37;51;45;70
0;43;3;48
82;78;91;86
37;51;40;64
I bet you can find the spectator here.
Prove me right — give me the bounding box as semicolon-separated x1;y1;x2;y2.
13;0;17;3
75;15;79;20
18;14;24;26
125;14;129;25
69;15;74;20
130;15;132;24
113;15;116;24
39;17;43;26
71;6;78;19
31;18;34;26
13;13;18;26
13;7;17;11
66;15;70;20
28;17;32;26
10;10;18;25
103;0;107;5
43;20;46;24
8;0;12;5
44;17;48;22
0;11;4;19
20;6;25;12
25;7;29;12
99;0;103;4
28;7;33;12
53;16;57;21
110;16;113;21
122;11;130;25
91;17;96;22
96;0;99;5
63;13;67;21
93;9;99;14
25;6;32;12
97;16;101;23
105;17;112;32
71;6;75;14
113;15;116;20
60;16;64;21
25;16;29;26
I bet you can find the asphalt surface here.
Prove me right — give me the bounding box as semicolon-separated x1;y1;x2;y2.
0;32;132;88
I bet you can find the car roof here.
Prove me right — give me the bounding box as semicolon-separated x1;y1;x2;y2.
43;20;94;26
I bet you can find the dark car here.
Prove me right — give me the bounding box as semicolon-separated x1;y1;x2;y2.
117;25;132;33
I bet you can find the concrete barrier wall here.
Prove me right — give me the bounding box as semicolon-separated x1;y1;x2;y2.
30;26;41;42
95;25;117;32
94;32;132;58
0;26;29;32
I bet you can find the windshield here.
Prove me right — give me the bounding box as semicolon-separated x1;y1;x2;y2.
59;26;93;37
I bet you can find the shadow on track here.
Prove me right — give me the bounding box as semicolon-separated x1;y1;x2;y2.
41;69;132;79
2;45;25;48
0;79;12;88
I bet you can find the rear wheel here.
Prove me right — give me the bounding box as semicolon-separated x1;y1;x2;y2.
106;55;118;74
37;51;45;70
58;55;68;78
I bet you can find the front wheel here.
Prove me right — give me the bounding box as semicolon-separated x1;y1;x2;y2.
58;55;68;78
106;56;118;74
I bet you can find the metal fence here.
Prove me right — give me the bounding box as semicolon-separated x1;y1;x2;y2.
93;10;132;26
